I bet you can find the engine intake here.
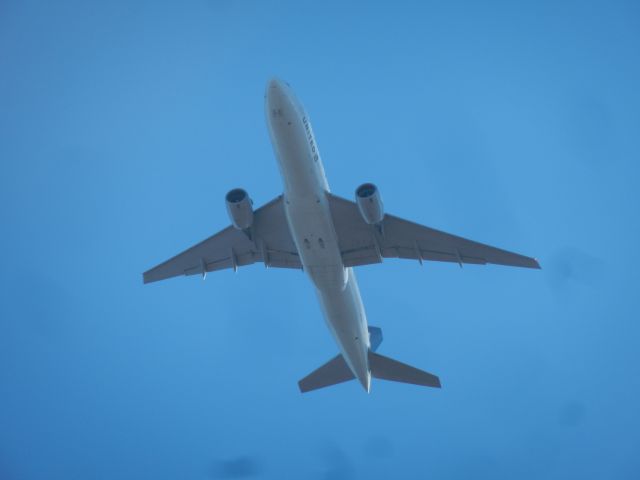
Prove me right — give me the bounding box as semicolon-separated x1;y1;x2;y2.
225;188;254;230
356;183;384;225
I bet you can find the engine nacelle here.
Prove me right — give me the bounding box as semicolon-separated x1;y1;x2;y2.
355;183;384;225
225;188;254;230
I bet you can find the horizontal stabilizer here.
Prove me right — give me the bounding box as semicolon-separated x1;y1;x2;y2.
369;351;441;388
298;355;355;393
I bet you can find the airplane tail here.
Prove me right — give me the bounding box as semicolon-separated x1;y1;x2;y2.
298;326;441;393
368;351;441;388
298;354;355;393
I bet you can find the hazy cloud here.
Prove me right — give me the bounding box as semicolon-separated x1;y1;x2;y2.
558;400;586;427
319;444;355;480
210;455;262;479
363;435;394;459
545;246;605;292
567;97;614;167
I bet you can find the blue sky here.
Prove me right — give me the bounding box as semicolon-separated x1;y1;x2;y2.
1;1;639;478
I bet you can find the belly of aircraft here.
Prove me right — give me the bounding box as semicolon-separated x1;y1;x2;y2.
267;80;371;389
284;196;346;290
314;268;370;386
284;195;370;387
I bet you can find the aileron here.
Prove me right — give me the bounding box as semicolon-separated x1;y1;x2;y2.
327;192;540;270
143;195;301;284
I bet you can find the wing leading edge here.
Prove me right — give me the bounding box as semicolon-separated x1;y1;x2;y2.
143;195;301;284
326;193;540;270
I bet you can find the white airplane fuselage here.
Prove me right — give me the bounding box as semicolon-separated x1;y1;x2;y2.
265;79;371;391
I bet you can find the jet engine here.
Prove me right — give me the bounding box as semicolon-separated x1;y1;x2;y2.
225;188;254;230
355;183;384;225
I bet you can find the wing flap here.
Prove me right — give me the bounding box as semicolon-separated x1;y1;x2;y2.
143;195;301;284
383;213;540;268
326;193;540;269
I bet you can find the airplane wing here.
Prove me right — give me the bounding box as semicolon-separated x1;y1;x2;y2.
326;193;540;269
143;195;301;284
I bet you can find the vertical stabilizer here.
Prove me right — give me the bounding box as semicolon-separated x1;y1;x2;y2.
368;326;383;352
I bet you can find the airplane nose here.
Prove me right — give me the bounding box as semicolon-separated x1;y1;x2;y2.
267;77;284;90
265;77;301;122
266;77;286;100
266;78;285;109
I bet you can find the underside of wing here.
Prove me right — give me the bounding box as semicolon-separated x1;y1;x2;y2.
327;193;540;269
143;195;301;283
298;355;355;393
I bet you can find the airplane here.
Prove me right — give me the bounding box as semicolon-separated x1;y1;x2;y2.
143;78;540;394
